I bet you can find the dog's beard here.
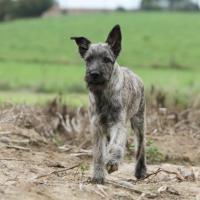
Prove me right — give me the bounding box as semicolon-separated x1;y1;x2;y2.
85;78;107;92
84;73;110;92
87;82;107;92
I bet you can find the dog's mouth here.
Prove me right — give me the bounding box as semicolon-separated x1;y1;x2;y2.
87;80;105;85
87;83;106;92
85;75;107;92
85;77;107;92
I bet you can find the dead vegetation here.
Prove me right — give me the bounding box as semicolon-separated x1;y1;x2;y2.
0;95;200;200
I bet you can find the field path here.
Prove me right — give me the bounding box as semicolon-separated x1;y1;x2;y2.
0;105;199;200
0;128;199;200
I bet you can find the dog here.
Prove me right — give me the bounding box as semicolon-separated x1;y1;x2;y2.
71;25;147;184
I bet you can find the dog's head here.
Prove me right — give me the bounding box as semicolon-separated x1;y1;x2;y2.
71;25;122;92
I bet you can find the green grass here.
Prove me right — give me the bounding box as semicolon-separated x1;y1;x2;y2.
0;61;199;94
1;12;200;68
127;139;165;164
0;12;200;105
0;91;88;107
0;62;198;106
0;62;86;93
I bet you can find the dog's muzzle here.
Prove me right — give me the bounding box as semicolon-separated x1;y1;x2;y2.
85;70;107;91
89;70;101;82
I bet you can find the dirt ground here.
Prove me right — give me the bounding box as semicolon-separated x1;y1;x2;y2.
0;102;200;200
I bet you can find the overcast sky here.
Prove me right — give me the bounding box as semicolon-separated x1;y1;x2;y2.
57;0;200;9
57;0;142;10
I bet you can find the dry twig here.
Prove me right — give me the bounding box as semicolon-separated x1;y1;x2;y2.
33;163;81;179
70;149;92;157
138;168;185;182
106;179;143;194
5;145;31;151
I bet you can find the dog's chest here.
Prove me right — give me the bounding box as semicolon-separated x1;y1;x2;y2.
95;94;122;125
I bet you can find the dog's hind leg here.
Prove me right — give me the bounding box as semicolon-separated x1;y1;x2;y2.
130;96;147;179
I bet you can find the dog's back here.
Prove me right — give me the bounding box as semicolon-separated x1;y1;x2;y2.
116;66;145;121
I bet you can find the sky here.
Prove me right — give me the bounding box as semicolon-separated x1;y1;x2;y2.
193;0;200;6
57;0;142;10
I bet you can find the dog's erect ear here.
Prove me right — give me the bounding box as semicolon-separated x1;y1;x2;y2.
71;37;91;58
106;24;122;59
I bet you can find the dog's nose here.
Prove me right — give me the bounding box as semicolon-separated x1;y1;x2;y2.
89;71;100;79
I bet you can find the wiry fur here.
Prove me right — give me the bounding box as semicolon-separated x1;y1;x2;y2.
71;25;147;184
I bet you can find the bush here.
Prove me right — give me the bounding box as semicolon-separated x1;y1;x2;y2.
11;0;54;18
0;0;54;21
141;0;199;11
0;0;12;21
141;0;164;10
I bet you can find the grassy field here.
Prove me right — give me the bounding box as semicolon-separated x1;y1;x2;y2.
0;12;199;106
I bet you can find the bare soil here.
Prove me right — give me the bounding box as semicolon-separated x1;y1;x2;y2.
0;102;199;200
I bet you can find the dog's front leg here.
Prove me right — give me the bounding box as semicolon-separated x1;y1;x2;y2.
91;126;106;184
106;123;127;174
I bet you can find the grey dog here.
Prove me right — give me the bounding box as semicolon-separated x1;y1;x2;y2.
71;25;147;184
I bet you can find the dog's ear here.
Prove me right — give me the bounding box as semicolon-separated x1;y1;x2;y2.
71;37;91;58
106;24;122;59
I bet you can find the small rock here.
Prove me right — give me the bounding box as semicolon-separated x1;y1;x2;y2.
158;185;179;195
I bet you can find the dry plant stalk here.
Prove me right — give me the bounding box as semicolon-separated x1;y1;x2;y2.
138;167;185;182
33;163;82;180
0;97;199;151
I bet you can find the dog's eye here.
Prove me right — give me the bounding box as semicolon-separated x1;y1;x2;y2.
103;57;111;63
86;56;93;63
103;57;112;63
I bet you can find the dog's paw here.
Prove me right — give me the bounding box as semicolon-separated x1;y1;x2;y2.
91;167;105;184
91;176;105;184
135;162;147;179
105;160;119;174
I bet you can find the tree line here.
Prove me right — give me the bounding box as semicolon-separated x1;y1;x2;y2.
0;0;199;22
0;0;54;21
141;0;199;11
